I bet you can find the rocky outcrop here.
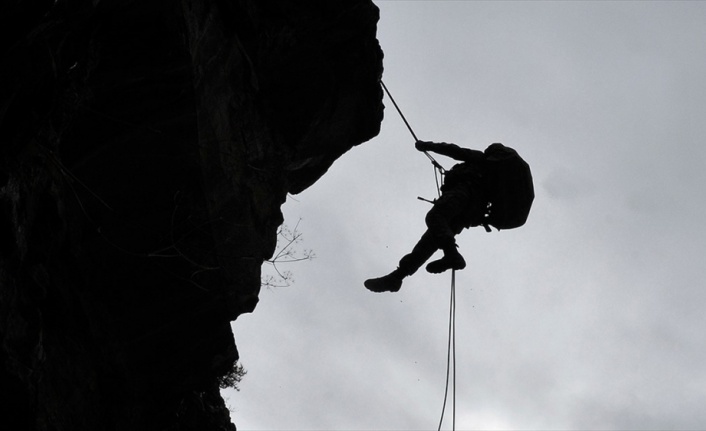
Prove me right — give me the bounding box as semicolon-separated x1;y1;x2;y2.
0;1;383;430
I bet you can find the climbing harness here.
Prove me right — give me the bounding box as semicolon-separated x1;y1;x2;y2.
380;80;459;431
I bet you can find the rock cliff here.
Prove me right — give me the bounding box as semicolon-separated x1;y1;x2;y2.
0;1;383;429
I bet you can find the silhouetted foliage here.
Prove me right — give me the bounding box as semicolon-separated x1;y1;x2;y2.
261;219;315;288
218;361;246;391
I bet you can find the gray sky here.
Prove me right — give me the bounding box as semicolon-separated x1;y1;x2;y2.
225;2;706;429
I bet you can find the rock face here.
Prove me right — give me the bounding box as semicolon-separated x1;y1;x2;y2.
0;1;383;430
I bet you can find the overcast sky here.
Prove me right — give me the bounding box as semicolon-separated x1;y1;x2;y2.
225;2;706;429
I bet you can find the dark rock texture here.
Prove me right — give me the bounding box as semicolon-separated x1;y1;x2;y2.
0;1;383;430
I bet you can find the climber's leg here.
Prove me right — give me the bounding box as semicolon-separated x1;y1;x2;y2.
423;191;468;273
364;267;406;293
364;190;479;291
424;194;459;246
425;242;466;274
398;230;439;276
365;230;439;292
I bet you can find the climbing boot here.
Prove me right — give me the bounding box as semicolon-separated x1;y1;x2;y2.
425;248;466;274
364;269;405;293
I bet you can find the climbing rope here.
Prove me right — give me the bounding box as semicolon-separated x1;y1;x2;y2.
380;80;445;173
379;80;458;430
437;269;456;431
380;80;419;141
380;79;445;203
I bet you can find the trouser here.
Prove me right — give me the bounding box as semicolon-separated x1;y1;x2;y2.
397;189;483;276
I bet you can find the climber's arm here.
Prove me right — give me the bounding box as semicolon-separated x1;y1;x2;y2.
415;140;485;162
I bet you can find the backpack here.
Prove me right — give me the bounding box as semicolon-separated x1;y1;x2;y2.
482;143;534;231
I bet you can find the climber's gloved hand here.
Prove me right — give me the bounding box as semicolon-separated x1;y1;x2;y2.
415;140;434;152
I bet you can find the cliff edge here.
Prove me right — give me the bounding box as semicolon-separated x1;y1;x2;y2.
0;1;383;429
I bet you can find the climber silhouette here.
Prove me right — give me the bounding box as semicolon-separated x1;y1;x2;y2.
364;140;533;293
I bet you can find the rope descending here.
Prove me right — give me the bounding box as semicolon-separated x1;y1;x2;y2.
380;80;445;173
437;269;456;431
379;79;459;430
